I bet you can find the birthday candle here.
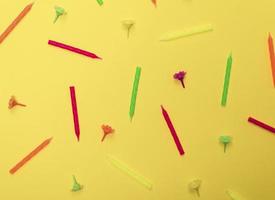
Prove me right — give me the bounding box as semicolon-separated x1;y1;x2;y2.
48;40;101;59
129;67;142;120
159;24;213;41
70;86;80;141
161;105;185;156
268;33;275;87
107;155;153;190
0;2;34;44
9;138;52;174
248;117;275;133
221;53;233;106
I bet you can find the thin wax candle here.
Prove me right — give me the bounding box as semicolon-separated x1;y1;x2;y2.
248;117;275;133
268;33;275;87
159;24;213;41
9;138;52;174
0;2;34;44
107;155;153;190
70;86;80;141
161;105;185;156
48;40;101;59
129;67;141;121
221;53;233;106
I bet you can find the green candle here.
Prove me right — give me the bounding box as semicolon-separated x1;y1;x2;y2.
129;67;142;120
107;155;152;190
221;53;232;106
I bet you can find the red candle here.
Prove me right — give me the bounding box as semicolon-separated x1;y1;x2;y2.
48;40;101;60
268;33;275;87
161;105;185;156
70;86;80;141
248;117;275;133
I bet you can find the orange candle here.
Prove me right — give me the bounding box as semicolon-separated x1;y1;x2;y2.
0;2;34;44
9;137;52;174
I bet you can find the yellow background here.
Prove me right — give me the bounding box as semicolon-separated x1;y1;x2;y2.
0;0;274;199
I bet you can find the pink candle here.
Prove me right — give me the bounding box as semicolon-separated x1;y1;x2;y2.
70;86;80;141
248;117;275;133
161;105;185;156
48;40;101;59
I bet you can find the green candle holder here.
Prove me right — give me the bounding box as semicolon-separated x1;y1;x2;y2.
219;135;232;153
71;175;83;192
54;6;66;24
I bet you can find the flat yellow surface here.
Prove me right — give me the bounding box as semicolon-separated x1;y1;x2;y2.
0;0;274;199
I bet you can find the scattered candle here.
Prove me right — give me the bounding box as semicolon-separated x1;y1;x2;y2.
101;125;114;142
48;40;101;60
268;33;275;87
71;175;83;192
219;135;232;153
161;105;185;156
159;24;213;41
9;137;52;174
248;117;275;133
107;155;153;190
54;6;66;23
221;53;233;107
122;20;135;38
8;96;26;109
174;71;186;88
70;86;80;141
129;67;142;121
189;179;202;197
0;2;34;44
